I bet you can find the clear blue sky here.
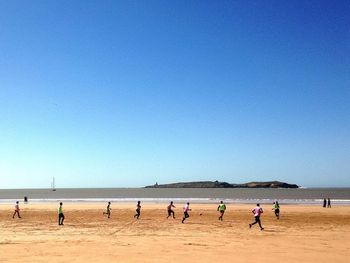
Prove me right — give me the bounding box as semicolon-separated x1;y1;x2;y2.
0;0;349;188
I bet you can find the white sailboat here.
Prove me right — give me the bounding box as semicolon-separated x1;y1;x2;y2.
51;177;56;191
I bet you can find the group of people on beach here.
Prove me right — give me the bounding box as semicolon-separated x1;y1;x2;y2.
323;198;331;208
11;200;284;230
102;200;273;229
10;197;336;230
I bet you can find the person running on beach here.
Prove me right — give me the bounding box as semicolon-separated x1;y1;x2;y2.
249;204;264;230
272;201;280;219
217;201;226;221
182;202;191;223
58;202;65;225
134;201;141;219
327;198;331;208
12;201;21;219
103;202;112;218
167;201;176;219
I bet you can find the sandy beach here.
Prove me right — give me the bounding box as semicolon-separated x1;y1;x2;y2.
0;203;349;262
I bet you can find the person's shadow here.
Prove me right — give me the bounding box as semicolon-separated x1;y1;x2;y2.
261;229;282;233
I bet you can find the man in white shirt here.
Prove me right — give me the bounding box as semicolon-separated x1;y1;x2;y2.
181;202;191;223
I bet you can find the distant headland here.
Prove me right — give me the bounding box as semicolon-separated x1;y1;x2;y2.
145;181;299;189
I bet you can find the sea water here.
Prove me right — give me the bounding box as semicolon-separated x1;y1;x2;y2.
0;188;349;205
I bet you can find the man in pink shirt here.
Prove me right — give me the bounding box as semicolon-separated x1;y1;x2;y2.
249;203;264;230
12;201;21;219
181;202;191;223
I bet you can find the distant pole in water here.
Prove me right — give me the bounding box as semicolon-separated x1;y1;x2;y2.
52;177;56;191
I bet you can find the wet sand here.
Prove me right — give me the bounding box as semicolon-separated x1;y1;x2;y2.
0;203;349;262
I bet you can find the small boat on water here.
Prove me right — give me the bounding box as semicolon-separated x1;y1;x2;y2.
51;177;56;191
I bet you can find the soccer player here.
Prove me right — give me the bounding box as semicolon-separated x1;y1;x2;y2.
103;202;112;218
58;202;65;226
167;201;176;219
12;201;21;219
249;204;264;230
181;202;191;223
272;201;280;219
217;201;226;221
134;201;141;219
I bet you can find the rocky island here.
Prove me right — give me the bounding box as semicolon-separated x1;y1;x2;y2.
145;181;299;189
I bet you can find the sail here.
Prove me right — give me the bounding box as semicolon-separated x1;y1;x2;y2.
52;177;56;191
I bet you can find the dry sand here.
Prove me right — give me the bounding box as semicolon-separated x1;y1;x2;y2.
0;203;349;262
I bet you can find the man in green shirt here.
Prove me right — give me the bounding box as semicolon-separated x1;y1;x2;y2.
217;201;226;221
272;201;280;219
58;202;65;225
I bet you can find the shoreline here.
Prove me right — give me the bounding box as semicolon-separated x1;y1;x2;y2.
0;200;349;207
0;198;349;205
2;188;349;206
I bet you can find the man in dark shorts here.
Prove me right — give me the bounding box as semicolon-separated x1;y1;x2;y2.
167;201;176;219
182;202;191;223
272;201;280;219
12;201;21;219
217;201;226;221
134;201;141;219
103;202;112;218
249;203;264;230
58;202;65;225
